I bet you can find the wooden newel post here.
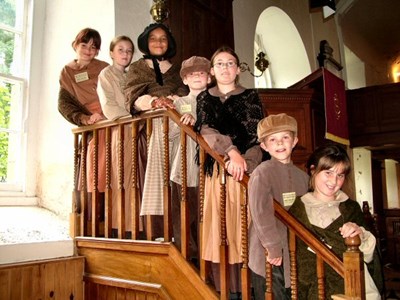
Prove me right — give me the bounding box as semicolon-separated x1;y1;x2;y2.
343;235;365;299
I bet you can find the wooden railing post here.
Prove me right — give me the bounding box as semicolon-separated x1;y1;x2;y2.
240;186;251;300
162;116;172;242
80;132;88;236
91;129;99;237
180;127;189;259
131;121;139;240
117;124;125;239
343;235;365;299
199;148;208;282
288;230;298;300
219;166;229;300
104;126;112;238
265;252;273;300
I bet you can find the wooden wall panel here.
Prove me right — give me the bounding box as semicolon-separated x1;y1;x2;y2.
0;256;84;300
347;82;400;149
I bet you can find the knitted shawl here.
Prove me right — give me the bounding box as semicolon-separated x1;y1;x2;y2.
123;58;187;115
194;88;263;175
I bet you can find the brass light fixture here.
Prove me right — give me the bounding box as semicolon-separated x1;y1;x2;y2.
240;52;269;77
150;0;169;23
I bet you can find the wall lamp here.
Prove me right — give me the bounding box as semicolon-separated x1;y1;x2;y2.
240;52;269;77
150;0;169;23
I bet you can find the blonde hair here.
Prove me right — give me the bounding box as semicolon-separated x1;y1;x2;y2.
109;35;134;52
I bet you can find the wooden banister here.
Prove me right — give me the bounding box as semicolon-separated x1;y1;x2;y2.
70;108;365;299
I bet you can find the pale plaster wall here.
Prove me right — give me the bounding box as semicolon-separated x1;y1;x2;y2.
344;45;366;89
385;159;400;208
353;148;373;210
233;0;342;88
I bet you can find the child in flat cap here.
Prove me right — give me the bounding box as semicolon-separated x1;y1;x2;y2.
169;56;211;262
248;113;309;299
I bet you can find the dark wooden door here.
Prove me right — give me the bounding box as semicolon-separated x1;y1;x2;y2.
166;0;234;64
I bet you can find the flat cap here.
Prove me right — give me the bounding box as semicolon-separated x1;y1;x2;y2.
180;56;211;79
257;113;297;142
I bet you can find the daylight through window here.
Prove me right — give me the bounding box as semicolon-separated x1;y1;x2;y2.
0;0;28;190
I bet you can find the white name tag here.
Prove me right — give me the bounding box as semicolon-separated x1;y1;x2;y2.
282;192;296;207
180;104;192;113
75;72;89;83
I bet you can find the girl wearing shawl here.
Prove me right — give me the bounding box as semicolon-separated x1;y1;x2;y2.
289;144;383;299
123;23;187;239
194;46;264;298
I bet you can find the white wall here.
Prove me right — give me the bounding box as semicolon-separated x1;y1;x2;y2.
344;45;366;89
353;148;373;210
233;0;340;88
385;159;400;208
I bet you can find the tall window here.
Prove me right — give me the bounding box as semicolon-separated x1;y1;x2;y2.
0;0;28;191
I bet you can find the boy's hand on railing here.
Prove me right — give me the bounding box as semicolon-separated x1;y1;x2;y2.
267;256;282;266
226;149;247;181
180;113;195;126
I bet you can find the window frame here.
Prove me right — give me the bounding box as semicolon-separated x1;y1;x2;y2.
0;0;31;192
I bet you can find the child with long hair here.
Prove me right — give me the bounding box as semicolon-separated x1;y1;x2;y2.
289;144;383;299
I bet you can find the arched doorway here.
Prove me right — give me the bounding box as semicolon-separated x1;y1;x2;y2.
254;6;311;88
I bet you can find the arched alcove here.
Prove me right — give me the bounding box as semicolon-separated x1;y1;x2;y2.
255;6;311;88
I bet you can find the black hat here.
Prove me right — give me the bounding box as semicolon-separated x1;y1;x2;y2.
137;23;176;59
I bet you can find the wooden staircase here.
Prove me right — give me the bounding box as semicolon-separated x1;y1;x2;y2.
76;237;217;300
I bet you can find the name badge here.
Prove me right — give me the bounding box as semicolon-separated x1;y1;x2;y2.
75;72;89;83
282;192;296;207
180;104;192;113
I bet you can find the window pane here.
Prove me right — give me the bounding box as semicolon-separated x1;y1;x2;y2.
0;29;23;76
0;78;23;130
0;78;23;185
0;131;21;185
0;0;24;29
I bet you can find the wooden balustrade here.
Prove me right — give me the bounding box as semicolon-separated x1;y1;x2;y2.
70;108;365;299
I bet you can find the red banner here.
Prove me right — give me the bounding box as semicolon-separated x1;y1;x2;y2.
323;68;349;145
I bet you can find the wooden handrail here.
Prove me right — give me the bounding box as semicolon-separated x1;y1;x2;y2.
70;108;364;299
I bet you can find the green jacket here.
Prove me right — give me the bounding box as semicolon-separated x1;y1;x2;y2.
289;197;383;299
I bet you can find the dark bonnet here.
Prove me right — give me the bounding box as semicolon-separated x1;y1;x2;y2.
137;23;176;59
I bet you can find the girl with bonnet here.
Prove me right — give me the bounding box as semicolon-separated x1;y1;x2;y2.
124;23;187;239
